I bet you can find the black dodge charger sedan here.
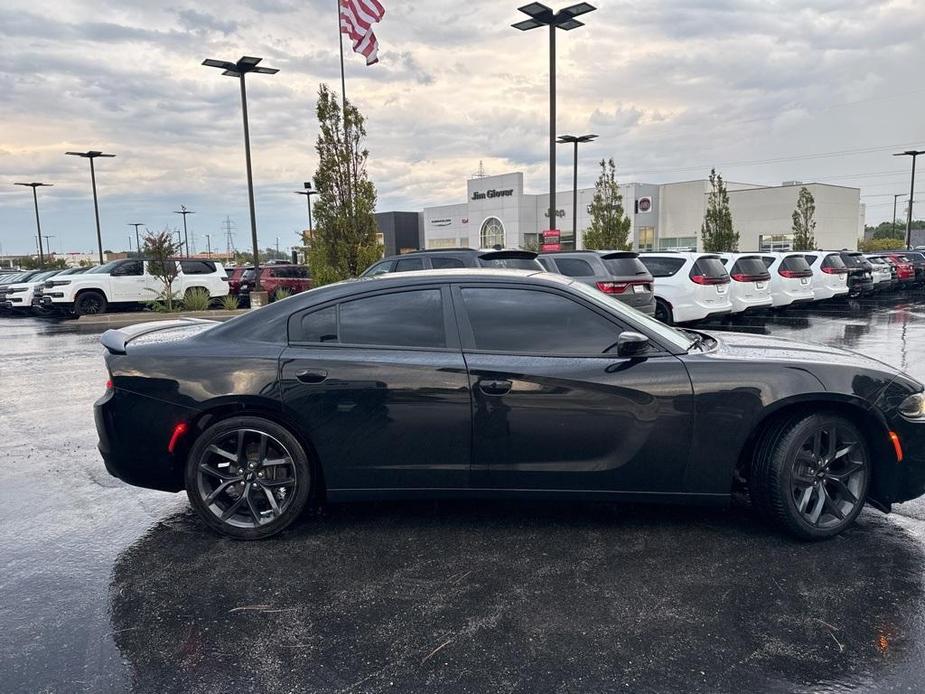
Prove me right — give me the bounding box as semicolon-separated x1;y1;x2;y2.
95;269;925;540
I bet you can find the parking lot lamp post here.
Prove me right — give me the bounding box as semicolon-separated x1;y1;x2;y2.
557;134;597;246
173;206;194;258
205;234;212;259
894;150;925;249
129;223;144;257
202;56;279;292
513;3;596;236
66;151;115;265
293;181;318;233
15;182;52;268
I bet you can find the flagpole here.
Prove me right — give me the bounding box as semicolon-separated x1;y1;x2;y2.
336;0;354;227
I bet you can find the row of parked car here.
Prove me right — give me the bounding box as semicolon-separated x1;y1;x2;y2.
359;247;925;325
2;247;922;323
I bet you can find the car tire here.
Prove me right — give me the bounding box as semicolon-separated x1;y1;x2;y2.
654;299;673;325
750;412;869;540
185;416;313;540
74;290;108;316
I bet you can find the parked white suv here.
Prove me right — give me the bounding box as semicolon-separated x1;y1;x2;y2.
717;253;773;314
37;258;229;316
801;252;849;301
0;269;64;314
638;252;732;324
755;252;816;308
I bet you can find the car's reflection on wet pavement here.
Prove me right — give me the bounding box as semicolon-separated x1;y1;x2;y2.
2;290;925;693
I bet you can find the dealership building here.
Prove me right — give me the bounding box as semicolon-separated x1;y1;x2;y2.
413;172;864;253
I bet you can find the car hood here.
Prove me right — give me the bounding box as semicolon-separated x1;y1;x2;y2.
702;329;907;380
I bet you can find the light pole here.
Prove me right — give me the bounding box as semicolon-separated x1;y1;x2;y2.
557;134;597;247
42;235;55;257
513;3;596;240
892;194;907;239
293;181;318;234
129;223;144;257
202;56;279;293
15;182;52;268
894;150;924;249
174;206;195;258
205;234;213;258
66;150;116;265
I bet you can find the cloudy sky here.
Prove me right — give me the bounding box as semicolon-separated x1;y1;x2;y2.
1;0;924;256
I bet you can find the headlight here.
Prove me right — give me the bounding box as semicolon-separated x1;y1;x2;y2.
898;393;925;419
48;280;71;287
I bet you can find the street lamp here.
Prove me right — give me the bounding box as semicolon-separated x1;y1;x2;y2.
129;223;144;257
293;181;319;235
15;182;52;268
66;150;116;264
173;206;195;258
894;150;925;249
205;234;213;259
557;134;597;246
892;194;907;239
513;2;596;239
202;55;279;293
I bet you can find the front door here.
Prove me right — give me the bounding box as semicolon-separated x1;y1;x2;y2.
280;286;471;491
109;260;147;302
453;285;694;493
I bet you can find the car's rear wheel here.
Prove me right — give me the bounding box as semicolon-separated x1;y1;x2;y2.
751;413;869;540
74;291;107;316
654;299;673;325
185;416;312;539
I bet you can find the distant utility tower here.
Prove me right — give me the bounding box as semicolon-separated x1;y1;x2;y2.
473;160;487;178
222;216;237;254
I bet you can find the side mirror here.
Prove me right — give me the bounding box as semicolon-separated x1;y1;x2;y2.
617;331;649;357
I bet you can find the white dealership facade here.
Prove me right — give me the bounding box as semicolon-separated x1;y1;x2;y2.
421;172;864;253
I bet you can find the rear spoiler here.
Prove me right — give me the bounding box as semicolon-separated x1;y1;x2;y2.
100;318;218;355
478;249;538;260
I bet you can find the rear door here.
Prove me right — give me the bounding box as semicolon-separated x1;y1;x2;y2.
280;285;471;491
690;255;731;309
454;283;693;492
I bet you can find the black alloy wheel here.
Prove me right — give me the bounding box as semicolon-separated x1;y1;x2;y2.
75;291;107;316
654;299;673;325
185;417;313;539
751;413;869;540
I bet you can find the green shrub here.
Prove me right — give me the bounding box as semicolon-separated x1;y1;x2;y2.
273;287;292;302
183;288;211;312
220;294;240;311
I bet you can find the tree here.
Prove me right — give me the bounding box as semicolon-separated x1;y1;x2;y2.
859;237;907;252
583;158;632;251
16;256;66;270
700;169;738;252
791;187;817;251
143;229;181;311
308;84;382;286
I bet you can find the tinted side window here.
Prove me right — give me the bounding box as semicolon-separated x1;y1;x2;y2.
461;288;620;355
363;261;393;276
804;254;818;265
293;267;310;278
430;256;466;269
292;306;338;343
180;261;216;275
538;257;555;271
554;258;596;277
393;257;425;272
640;257;685;277
340;290;445;348
118;260;143;276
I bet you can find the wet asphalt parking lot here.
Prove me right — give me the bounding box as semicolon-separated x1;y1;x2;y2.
2;293;925;694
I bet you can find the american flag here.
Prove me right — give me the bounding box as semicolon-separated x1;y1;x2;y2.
340;0;385;66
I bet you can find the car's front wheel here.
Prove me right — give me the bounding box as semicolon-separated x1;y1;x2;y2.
74;290;108;316
751;413;869;540
185;416;313;539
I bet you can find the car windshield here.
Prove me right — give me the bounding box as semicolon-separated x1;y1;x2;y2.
567;279;694;352
85;260;125;274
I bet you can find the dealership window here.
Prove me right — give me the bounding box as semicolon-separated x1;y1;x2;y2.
428;238;458;249
637;226;655;251
480;217;505;249
759;234;794;252
656;236;696;251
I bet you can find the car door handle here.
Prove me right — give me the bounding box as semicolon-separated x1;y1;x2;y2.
479;379;512;396
296;369;328;384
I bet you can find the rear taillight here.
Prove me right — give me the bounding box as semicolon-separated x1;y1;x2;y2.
822;267;847;275
690;274;728;285
731;273;770;282
596;281;629;294
778;269;812;278
105;379;113;391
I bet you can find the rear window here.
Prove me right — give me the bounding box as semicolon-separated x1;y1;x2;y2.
822;254;847;270
180;260;216;275
780;256;812;274
602;257;649;277
731;258;770;278
553;258;596;277
639;257;685;277
841;253;864;268
692;257;728;279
